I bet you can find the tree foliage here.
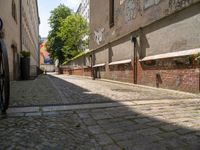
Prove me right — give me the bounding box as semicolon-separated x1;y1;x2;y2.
58;14;89;61
46;4;71;64
46;4;89;64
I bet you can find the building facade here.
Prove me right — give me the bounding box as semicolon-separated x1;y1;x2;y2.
62;0;200;93
21;0;40;78
0;0;40;80
0;0;21;80
77;0;90;23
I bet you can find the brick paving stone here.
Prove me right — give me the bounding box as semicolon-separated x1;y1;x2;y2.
103;144;121;150
11;74;199;107
158;132;180;139
117;140;136;150
78;112;91;118
104;128;124;134
123;124;149;132
134;118;152;124
10;75;62;107
176;128;196;135
159;124;179;132
0;114;102;150
88;125;105;134
111;132;135;141
136;127;162;136
91;112;113;120
82;118;97;126
94;134;114;146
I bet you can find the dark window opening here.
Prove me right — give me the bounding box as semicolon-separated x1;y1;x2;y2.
109;0;114;28
12;0;17;23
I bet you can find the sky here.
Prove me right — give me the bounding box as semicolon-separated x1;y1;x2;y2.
38;0;81;38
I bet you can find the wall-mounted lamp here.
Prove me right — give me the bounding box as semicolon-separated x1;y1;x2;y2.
131;35;137;43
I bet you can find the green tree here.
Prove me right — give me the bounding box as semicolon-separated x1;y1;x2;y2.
58;14;89;61
46;4;71;64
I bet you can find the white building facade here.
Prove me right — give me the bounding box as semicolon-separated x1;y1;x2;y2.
77;0;90;23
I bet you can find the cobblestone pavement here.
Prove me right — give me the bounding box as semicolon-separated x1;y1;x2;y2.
49;74;200;104
3;74;200;149
1;98;200;150
11;74;199;107
10;75;61;107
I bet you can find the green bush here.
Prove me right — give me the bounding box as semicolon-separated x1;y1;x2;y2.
194;53;200;61
20;51;31;58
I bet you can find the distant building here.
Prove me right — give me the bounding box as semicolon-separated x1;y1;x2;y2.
0;0;40;80
77;0;90;52
77;0;90;23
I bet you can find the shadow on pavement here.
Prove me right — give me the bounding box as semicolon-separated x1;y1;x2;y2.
3;74;200;149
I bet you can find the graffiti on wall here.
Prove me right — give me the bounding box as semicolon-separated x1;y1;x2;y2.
120;0;126;5
144;0;161;9
124;0;142;22
94;28;105;45
169;0;192;11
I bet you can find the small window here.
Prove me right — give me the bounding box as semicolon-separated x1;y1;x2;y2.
12;0;17;23
109;0;114;28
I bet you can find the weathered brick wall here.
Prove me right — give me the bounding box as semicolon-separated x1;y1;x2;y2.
60;58;200;93
93;66;106;79
61;68;71;75
83;68;92;77
106;64;134;83
71;68;84;76
137;59;200;93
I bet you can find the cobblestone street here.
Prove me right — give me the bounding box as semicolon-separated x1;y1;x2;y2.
1;74;200;150
10;74;199;106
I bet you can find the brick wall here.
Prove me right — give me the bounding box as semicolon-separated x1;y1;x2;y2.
106;63;134;83
83;68;92;77
137;58;200;93
71;68;84;76
60;56;200;93
93;66;106;79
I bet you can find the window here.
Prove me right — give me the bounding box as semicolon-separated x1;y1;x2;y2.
109;0;114;28
12;0;17;23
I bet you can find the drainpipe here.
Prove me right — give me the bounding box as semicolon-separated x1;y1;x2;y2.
90;54;95;80
19;0;22;79
92;53;96;80
131;36;137;84
19;0;22;52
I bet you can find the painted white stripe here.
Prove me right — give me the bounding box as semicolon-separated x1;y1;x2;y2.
140;48;200;61
109;59;132;65
83;66;90;68
93;63;106;67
